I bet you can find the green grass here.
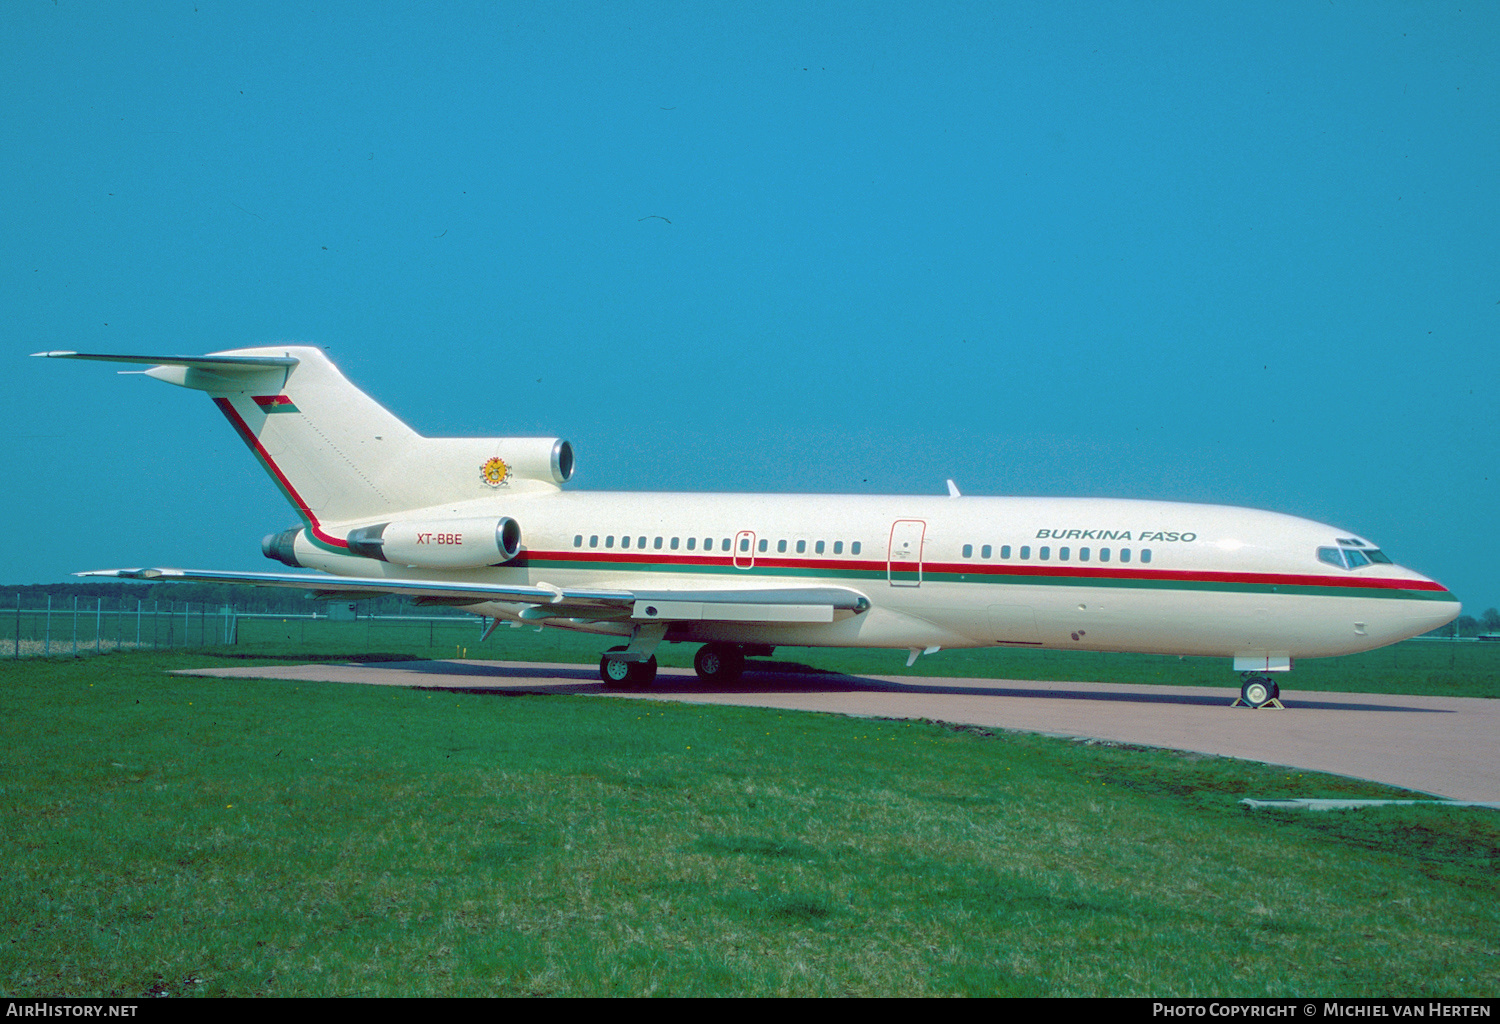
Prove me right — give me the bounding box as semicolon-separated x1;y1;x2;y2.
1;649;1497;997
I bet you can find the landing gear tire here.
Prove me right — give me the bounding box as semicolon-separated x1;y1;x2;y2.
1240;675;1276;707
694;643;745;684
600;646;657;689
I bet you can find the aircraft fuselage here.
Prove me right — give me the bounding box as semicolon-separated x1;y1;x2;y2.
284;490;1458;663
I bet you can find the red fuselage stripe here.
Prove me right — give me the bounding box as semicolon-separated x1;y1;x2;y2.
212;397;348;548
523;549;1447;593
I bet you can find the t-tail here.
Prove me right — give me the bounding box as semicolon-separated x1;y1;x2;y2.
33;347;573;556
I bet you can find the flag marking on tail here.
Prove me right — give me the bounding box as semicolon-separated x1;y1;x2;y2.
252;394;300;413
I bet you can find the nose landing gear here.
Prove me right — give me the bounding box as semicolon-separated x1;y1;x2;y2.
1235;674;1283;709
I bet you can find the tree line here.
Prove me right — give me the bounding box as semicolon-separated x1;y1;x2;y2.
2;581;466;617
1441;608;1500;638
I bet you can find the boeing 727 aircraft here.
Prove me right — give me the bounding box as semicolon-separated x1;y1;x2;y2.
36;346;1460;706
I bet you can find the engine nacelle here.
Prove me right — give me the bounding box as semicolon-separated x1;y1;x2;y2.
401;437;575;494
346;517;522;568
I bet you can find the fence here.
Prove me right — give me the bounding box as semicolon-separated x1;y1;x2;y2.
4;595;242;658
4;594;497;658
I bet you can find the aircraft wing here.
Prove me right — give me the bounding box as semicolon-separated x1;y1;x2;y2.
76;568;869;625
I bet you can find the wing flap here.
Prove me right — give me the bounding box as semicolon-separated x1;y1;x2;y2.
632;600;835;623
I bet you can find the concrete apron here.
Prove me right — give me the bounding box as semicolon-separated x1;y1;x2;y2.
177;660;1500;803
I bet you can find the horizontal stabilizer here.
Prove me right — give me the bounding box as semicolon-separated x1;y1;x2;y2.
31;351;299;370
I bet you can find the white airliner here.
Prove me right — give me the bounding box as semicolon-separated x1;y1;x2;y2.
37;346;1459;706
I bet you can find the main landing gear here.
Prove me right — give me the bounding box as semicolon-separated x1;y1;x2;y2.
597;641;757;688
693;643;746;684
1235;674;1283;709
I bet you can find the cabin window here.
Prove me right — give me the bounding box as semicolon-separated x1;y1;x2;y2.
962;544;973;558
834;541;843;554
654;537;663;549
740;537;750;552
1079;547;1090;561
670;537;679;550
621;535;630;549
1000;545;1011;559
1120;548;1130;563
1019;546;1030;559
981;544;991;558
638;536;646;548
589;535;599;548
851;541;861;555
1141;549;1152;563
1099;548;1110;562
704;537;713;550
758;539;768;552
797;540;807;554
605;536;615;548
1059;547;1070;560
1039;546;1050;560
778;539;787;553
574;535;583;547
815;541;825;554
686;537;696;550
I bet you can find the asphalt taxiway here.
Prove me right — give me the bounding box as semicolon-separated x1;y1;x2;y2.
178;660;1500;802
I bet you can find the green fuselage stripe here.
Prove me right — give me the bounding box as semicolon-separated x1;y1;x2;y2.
509;553;1456;602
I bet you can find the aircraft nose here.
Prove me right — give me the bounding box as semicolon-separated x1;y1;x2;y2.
1412;596;1462;636
1405;571;1460;636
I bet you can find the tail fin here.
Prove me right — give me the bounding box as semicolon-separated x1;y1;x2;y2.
34;347;573;547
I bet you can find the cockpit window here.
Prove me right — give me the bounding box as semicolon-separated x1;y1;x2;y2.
1319;546;1392;569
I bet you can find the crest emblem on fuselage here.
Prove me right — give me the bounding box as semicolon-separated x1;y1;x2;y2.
480;456;511;487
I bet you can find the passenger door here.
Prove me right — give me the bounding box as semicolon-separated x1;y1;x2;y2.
887;519;925;587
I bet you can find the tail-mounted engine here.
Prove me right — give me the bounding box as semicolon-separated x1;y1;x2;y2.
347;517;522;568
262;517;523;569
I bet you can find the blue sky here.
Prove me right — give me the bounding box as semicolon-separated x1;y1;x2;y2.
3;2;1497;609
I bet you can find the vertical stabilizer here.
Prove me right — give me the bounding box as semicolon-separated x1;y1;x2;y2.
35;346;574;552
189;347;421;544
